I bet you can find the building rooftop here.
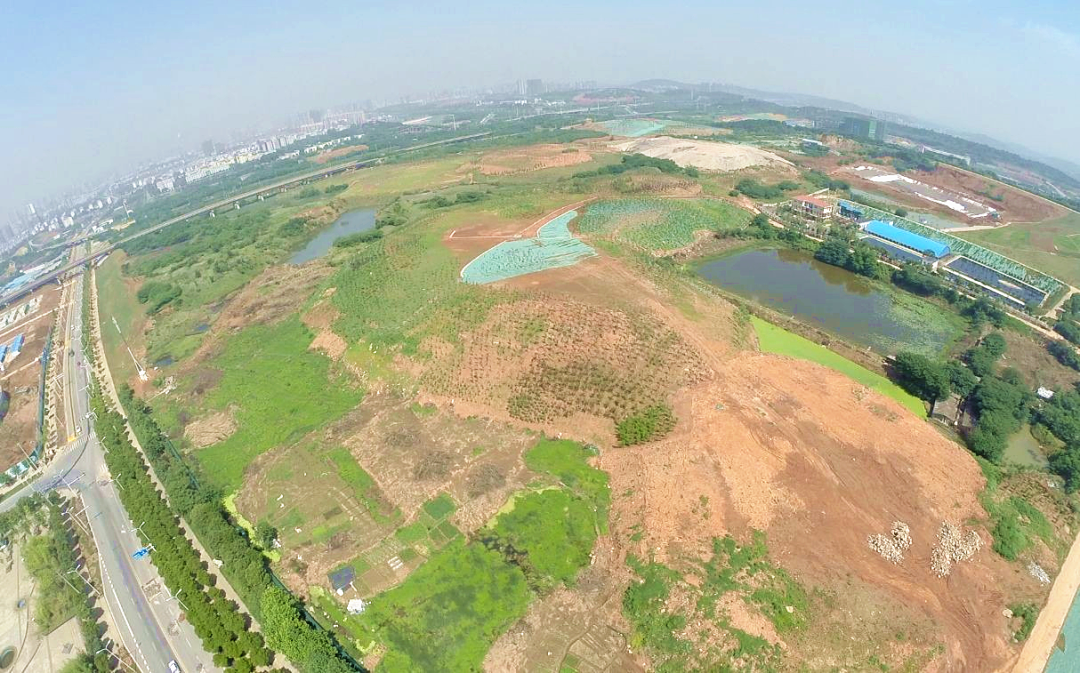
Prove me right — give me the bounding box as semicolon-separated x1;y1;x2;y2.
864;220;950;258
795;195;830;208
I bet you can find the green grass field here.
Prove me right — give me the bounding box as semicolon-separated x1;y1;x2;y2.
751;317;925;417
957;211;1080;288
95;252;145;384
196;317;363;490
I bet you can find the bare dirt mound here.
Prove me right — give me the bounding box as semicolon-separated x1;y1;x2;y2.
477;144;594;176
303;294;347;360
604;351;1014;670
312;144;369;165
184;407;237;448
613;136;794;172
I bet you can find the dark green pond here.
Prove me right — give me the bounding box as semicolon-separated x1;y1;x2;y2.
290;208;376;264
696;247;962;355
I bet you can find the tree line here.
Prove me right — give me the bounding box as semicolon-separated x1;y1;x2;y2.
117;386;357;673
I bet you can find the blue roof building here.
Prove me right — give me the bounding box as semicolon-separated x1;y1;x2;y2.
864;220;950;258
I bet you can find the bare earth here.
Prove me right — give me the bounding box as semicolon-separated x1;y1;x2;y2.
613;136;794;172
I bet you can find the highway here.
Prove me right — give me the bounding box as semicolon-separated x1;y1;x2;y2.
0;274;217;672
0;130;494;308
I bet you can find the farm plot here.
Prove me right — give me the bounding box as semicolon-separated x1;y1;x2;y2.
235;439;401;595
316;438;611;672
422;296;711;439
460;210;597;284
576;197;753;252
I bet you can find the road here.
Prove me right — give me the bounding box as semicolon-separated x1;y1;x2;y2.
0;130;495;309
1;273;216;672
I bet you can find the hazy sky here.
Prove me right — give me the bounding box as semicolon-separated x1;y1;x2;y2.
2;0;1078;215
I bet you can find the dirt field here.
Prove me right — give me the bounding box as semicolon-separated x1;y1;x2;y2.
426;227;1027;670
916;165;1065;223
613;136;794;172
0;284;61;471
475;144;595;176
312;144;369;165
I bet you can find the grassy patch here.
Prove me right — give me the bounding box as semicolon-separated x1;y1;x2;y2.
616;404;676;446
524;439;610;531
751;316;925;417
421;493;457;521
958;212;1080;288
354;538;531;672
195;317;363;491
1009;603;1039;641
986;495;1054;561
577;198;753;252
95;252;145;383
484;488;598;590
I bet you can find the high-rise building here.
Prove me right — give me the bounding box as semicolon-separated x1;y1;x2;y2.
201;139;215;156
26;203;35;217
525;79;544;97
839;116;887;142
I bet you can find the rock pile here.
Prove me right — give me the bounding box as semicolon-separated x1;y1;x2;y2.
930;522;982;577
1028;561;1051;585
868;522;912;564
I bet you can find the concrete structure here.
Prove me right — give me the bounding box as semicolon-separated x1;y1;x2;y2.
1037;387;1055;400
794;195;833;221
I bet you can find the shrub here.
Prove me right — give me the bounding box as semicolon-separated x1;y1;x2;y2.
616;405;676;446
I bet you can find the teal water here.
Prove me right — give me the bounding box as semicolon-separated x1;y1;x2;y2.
1047;587;1080;673
289;209;376;264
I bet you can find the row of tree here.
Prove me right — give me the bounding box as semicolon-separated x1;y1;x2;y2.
813;237;885;280
90;389;274;671
117;386;357;673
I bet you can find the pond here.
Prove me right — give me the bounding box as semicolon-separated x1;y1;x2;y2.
1002;425;1049;469
289;208;376;264
696;247;962;356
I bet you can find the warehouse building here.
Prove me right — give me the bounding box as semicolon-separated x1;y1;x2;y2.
862;220;950;259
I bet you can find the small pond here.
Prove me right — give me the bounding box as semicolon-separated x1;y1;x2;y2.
696;247;961;356
289;208;376;264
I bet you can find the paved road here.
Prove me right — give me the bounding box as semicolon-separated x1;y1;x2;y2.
1;274;216;672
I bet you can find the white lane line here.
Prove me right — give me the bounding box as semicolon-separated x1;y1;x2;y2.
100;536;152;673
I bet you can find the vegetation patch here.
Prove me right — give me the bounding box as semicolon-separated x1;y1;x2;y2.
616;404;676;445
196;317;363;491
623;532;803;671
577;198;752;252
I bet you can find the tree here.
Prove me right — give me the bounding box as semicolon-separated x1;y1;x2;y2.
895;208;908;217
966;411;1012;462
945;361;978;398
1049;341;1080;371
892;352;951;402
1050;447;1080;493
814;239;851;268
255;521;277;550
1056;319;1080;346
964;333;1007;377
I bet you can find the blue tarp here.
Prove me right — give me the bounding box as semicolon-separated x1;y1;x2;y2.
865;220;950;258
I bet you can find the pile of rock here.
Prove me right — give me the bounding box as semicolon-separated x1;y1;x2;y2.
930;522;982;577
1028;561;1051;585
868;522;912;564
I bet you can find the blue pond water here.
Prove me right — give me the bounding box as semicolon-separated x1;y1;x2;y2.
289;209;377;264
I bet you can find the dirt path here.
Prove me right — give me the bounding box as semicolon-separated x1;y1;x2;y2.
1013;531;1080;672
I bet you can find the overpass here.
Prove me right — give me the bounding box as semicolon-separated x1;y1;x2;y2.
1;130;491;307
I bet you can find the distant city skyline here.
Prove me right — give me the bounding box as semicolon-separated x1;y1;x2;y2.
2;0;1078;215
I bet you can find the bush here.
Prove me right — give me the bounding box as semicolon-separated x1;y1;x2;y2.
617;405;676;446
1048;342;1080;371
333;229;382;248
136;280;182;315
1056;319;1080;346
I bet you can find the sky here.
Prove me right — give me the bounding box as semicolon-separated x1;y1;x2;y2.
1;0;1078;215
